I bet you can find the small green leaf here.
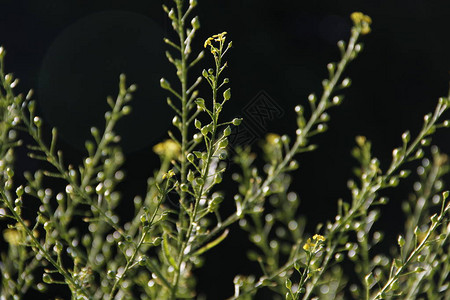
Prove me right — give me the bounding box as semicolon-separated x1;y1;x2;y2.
285;278;292;289
223;88;231;101
191;229;229;256
232;118;242;126
162;234;178;270
193;151;203;159
195;98;206;111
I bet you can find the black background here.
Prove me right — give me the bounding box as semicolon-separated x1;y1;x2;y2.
0;0;449;298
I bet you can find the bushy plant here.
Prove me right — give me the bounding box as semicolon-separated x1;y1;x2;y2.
0;1;449;299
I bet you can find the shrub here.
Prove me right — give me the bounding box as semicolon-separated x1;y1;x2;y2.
0;1;449;299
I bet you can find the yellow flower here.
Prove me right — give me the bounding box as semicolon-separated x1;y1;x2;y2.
303;238;314;251
303;235;326;252
4;228;21;245
211;47;218;55
204;32;228;53
351;12;372;35
265;133;280;146
361;26;371;35
212;31;227;42
356;135;366;147
162;169;176;179
153;139;181;159
204;37;213;48
313;234;326;242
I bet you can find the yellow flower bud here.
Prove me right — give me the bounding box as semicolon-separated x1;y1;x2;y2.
266;133;281;146
153;139;181;160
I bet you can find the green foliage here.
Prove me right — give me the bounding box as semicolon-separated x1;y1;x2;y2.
0;1;449;299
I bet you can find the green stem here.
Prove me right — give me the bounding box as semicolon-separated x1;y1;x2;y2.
302;102;448;299
371;213;445;299
108;181;168;299
360;216;371;300
188;28;362;262
0;190;90;297
170;1;190;296
171;19;224;300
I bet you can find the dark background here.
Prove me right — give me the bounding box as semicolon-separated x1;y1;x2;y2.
0;0;449;298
